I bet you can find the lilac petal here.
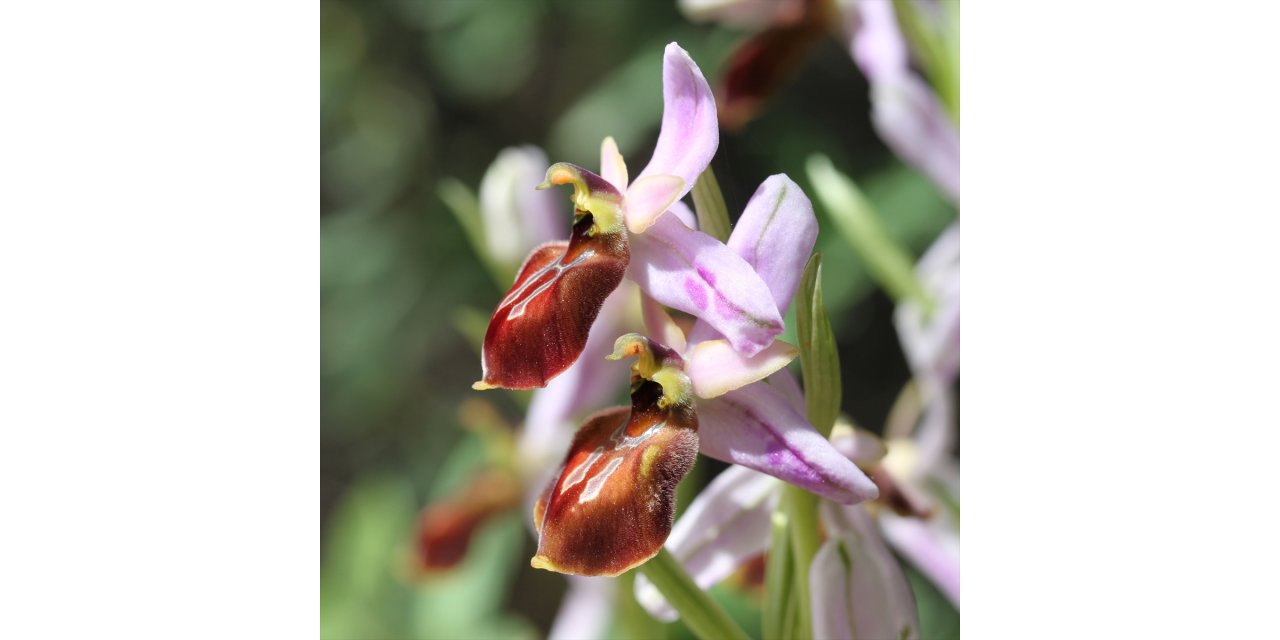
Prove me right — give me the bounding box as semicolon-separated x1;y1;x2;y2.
881;512;961;607
813;502;920;640
628;213;783;357
896;223;961;386
766;368;806;415
872;75;960;202
634;43;719;202
599;136;629;191
478;146;565;266
726;174;818;314
697;380;879;503
895;223;960;471
549;576;616;640
669;199;698;230
685;338;798;399
624;174;685;234
850;1;960;202
634;465;780;621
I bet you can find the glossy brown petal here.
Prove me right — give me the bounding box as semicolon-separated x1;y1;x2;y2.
474;165;629;390
531;378;699;576
414;471;522;572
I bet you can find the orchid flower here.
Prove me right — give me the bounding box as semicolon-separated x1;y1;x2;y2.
634;401;921;639
472;42;788;392
529;174;880;577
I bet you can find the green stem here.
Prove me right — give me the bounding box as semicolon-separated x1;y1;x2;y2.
639;548;750;640
785;486;821;640
762;510;794;640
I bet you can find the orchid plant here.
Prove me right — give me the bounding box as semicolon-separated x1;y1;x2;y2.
424;37;959;640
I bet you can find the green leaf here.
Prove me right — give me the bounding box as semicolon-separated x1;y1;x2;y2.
806;155;934;315
691;166;732;242
796;254;841;438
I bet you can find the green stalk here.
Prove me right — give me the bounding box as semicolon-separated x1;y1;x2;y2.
890;0;959;123
784;487;821;640
762;510;794;640
691;166;732;242
639;548;750;640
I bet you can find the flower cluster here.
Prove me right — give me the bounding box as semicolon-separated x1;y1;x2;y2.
420;30;960;640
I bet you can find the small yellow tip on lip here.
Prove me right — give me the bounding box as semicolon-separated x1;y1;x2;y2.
472;380;497;391
530;554;555;571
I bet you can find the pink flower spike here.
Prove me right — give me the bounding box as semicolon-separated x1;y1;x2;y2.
635;43;719;202
697;380;879;504
628;213;784;357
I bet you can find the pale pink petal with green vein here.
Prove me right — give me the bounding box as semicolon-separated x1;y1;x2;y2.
627;213;783;357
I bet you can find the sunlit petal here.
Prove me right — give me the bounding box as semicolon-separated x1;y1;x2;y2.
625;174;685;234
629;213;783;357
600;136;629;191
635;43;718;200
685;338;798;399
727;174;819;313
697;381;879;503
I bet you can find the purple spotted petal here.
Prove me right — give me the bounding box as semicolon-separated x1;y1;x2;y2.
634;465;780;621
696;380;878;504
628;213;783;357
634;43;719;202
813;502;920;640
726;174;818;314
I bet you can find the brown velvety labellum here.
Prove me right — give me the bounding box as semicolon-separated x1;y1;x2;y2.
415;471;521;572
477;213;629;389
531;380;699;576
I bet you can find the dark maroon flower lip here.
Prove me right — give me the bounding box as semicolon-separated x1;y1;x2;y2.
531;336;699;577
473;164;630;391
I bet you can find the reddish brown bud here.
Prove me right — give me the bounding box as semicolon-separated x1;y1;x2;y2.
531;378;699;576
414;471;522;572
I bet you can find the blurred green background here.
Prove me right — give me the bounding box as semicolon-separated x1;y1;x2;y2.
321;1;957;638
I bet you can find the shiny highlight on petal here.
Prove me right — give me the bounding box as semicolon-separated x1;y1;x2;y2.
476;212;629;390
531;379;699;576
